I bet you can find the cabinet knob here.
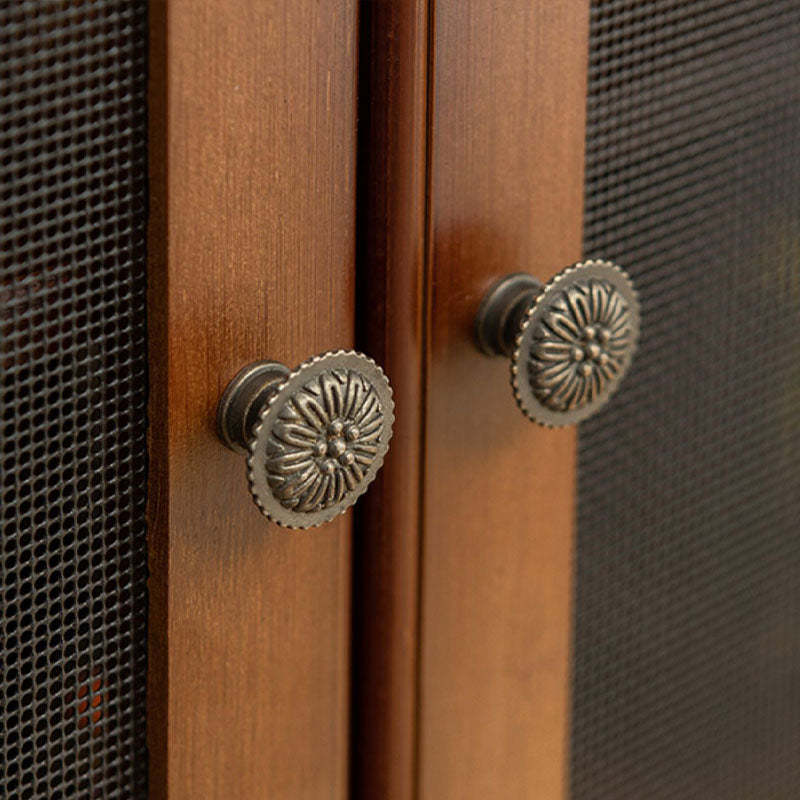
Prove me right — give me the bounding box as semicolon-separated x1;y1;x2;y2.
217;351;394;528
475;260;640;426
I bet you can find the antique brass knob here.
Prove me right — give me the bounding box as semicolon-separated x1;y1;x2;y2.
217;350;394;528
475;260;639;426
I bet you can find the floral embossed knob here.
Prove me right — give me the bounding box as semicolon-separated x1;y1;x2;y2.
217;351;394;528
475;260;640;426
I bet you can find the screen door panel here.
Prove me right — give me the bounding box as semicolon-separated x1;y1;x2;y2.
0;3;149;798
572;2;800;798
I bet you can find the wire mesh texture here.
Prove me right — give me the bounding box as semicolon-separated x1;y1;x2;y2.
571;1;800;799
1;3;148;798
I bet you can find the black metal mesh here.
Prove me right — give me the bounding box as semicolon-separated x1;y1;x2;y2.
0;3;148;798
570;2;800;798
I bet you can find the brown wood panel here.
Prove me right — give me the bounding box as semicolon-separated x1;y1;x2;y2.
350;1;429;799
418;2;590;798
147;1;357;797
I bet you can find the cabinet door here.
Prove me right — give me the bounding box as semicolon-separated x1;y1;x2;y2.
353;2;800;799
147;1;357;797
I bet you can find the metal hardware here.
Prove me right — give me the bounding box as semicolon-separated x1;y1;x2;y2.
475;260;639;426
217;350;394;528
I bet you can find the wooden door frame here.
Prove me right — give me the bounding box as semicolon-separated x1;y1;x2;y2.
353;2;590;797
147;1;358;797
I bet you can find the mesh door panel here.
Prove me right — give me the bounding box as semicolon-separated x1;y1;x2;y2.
0;3;148;798
571;2;800;799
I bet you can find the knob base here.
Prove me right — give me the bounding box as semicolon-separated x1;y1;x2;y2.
475;272;543;357
217;361;291;454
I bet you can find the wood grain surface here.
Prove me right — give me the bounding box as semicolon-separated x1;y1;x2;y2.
418;2;590;798
147;1;357;797
349;1;429;798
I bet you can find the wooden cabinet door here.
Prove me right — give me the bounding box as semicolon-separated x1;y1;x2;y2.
147;1;357;797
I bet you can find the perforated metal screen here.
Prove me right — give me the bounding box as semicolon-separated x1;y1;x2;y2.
571;1;800;798
0;3;149;798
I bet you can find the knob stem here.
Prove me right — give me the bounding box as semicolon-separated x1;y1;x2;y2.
217;361;291;454
475;273;543;357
